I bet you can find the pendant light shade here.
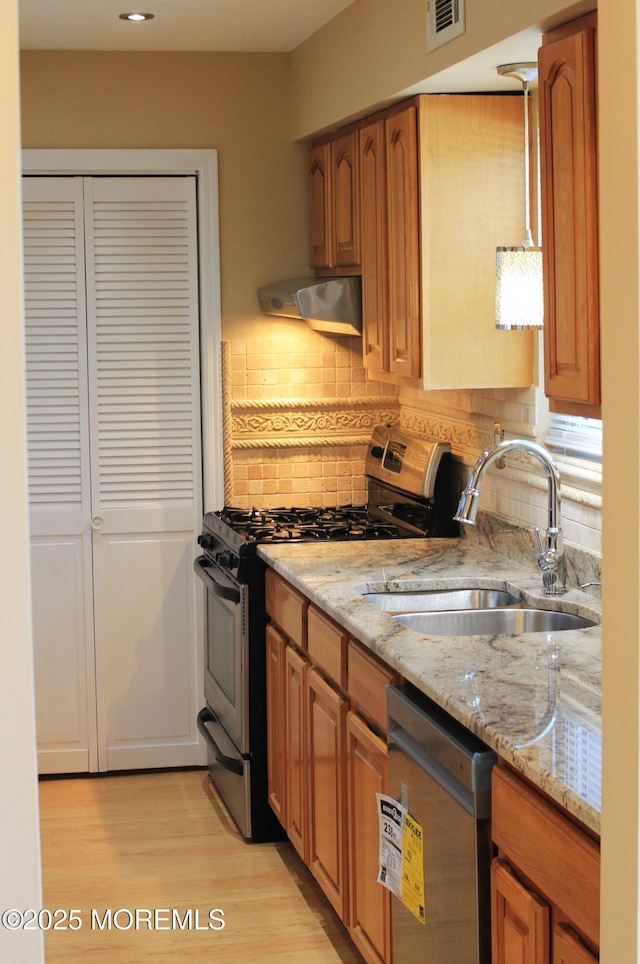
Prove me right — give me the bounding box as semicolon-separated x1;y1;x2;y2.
495;63;543;330
496;246;543;329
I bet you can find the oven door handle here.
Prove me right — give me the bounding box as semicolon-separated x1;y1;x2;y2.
193;556;241;603
197;707;244;776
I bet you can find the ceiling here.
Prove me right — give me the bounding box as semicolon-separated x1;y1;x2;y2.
18;0;545;93
18;0;357;52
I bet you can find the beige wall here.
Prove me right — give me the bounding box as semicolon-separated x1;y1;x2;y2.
598;0;640;958
1;1;44;961
20;51;309;339
289;0;594;138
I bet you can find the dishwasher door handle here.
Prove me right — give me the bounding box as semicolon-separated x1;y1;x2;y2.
387;684;496;819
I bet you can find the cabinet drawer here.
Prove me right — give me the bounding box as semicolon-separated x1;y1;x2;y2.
347;640;399;734
307;605;347;689
492;765;600;948
265;569;307;649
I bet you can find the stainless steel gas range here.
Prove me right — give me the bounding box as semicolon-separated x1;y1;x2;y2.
194;426;459;841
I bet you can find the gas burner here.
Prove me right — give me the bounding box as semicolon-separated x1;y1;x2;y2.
212;503;406;545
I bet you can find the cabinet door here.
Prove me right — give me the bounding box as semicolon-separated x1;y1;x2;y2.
24;178;96;775
553;922;598;963
266;623;287;825
385;106;421;380
307;667;349;920
360;119;389;374
346;711;391;964
285;644;309;861
308;143;333;269
331;131;360;267
491;857;550;964
539;14;600;416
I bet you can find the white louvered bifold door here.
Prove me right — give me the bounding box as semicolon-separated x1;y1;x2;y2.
23;175;203;773
85;177;202;771
23;176;98;774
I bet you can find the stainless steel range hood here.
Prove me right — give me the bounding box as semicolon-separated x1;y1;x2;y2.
257;276;362;336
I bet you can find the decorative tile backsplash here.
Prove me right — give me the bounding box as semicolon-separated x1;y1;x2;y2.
224;331;397;508
222;332;602;568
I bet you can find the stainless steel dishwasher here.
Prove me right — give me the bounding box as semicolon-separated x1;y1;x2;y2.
387;683;497;963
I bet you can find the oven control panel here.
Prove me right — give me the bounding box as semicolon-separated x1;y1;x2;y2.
366;425;451;499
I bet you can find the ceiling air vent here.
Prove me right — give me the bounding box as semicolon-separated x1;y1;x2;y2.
427;0;465;52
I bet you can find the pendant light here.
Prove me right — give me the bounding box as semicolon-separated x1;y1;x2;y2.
495;63;544;330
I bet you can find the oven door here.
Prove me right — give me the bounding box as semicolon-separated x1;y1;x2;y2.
194;555;248;754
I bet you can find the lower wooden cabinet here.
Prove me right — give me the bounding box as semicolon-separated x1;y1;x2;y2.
491;765;600;962
266;573;395;963
265;624;286;825
285;644;309;862
491;857;549;964
307;667;349;920
347;710;392;964
553;922;598;964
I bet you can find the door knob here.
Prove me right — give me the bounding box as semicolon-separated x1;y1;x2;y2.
91;516;105;531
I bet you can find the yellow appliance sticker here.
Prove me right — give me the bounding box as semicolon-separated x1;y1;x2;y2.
401;810;426;924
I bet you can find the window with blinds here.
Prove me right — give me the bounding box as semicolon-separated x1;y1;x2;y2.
546;413;602;462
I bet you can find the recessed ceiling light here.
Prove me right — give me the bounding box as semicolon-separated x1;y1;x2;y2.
119;12;155;22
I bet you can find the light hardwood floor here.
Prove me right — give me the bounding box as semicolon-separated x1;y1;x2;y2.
39;768;363;962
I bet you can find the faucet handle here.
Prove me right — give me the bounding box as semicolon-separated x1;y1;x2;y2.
534;526;546;561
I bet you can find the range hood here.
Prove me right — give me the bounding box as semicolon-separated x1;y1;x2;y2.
257;276;362;336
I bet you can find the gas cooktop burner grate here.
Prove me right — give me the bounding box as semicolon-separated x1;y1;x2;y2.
217;505;401;543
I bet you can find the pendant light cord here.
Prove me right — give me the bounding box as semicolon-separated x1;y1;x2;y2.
522;80;534;248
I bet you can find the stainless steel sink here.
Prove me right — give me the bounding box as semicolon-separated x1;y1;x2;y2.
394;607;597;636
363;587;521;613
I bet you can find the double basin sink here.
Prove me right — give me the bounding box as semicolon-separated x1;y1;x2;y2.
362;587;598;636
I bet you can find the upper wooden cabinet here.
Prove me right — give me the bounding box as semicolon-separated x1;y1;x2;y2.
308;142;332;269
385;106;421;381
539;12;600;417
359;105;422;384
308;130;360;271
360;117;390;374
358;95;533;389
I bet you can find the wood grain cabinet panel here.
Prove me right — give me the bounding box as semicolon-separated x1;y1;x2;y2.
307;667;349;921
307;605;348;690
492;764;600;961
539;12;600;416
385;105;421;381
346;710;391;964
553;922;598;964
285;644;309;862
491;857;550;964
265;624;286;826
308;143;333;269
347;638;399;735
360;118;389;374
308;131;360;271
265;569;307;650
331;131;360;268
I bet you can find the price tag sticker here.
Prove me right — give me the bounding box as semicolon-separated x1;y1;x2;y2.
376;794;426;924
376;794;403;898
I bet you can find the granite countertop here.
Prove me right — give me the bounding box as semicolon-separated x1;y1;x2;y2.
257;538;602;835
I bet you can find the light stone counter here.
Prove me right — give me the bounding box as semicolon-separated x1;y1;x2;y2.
257;538;602;835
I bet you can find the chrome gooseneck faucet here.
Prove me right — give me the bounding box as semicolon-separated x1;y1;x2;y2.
454;439;567;595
